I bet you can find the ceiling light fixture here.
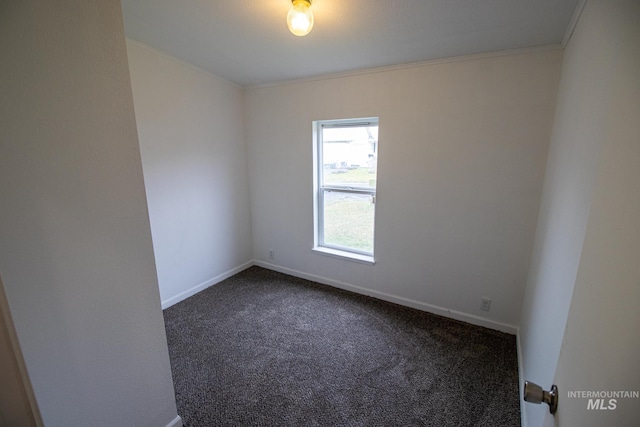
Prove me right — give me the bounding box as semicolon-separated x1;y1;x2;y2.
287;0;314;37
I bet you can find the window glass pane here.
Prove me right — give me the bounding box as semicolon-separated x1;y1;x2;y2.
322;191;375;253
322;125;378;189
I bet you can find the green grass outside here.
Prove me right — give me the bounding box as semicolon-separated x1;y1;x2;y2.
323;192;375;253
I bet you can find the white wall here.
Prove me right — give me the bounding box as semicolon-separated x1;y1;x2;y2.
126;41;253;308
0;1;179;426
549;1;640;425
245;49;563;331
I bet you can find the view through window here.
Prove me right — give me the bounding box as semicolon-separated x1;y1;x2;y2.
314;118;379;259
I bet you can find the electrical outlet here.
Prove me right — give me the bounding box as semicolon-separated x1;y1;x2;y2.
268;248;275;260
480;297;492;312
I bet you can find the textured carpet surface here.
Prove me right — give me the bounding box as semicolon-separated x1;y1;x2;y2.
163;267;521;426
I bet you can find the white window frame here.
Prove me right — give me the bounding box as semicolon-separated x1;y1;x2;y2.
312;117;379;264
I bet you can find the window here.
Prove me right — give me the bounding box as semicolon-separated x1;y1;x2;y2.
313;117;379;263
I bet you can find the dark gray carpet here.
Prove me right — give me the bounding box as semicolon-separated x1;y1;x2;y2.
163;266;521;427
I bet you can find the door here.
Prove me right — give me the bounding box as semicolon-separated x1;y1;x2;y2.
547;3;640;425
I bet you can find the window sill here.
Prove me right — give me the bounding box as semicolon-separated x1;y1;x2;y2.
312;246;375;265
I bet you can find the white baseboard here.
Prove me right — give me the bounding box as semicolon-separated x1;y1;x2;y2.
161;259;519;333
161;261;254;309
165;415;183;427
253;260;518;335
517;329;528;427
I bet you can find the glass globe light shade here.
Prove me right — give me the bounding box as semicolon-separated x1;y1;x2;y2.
287;0;314;36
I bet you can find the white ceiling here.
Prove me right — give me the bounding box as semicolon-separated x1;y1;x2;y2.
121;0;580;87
